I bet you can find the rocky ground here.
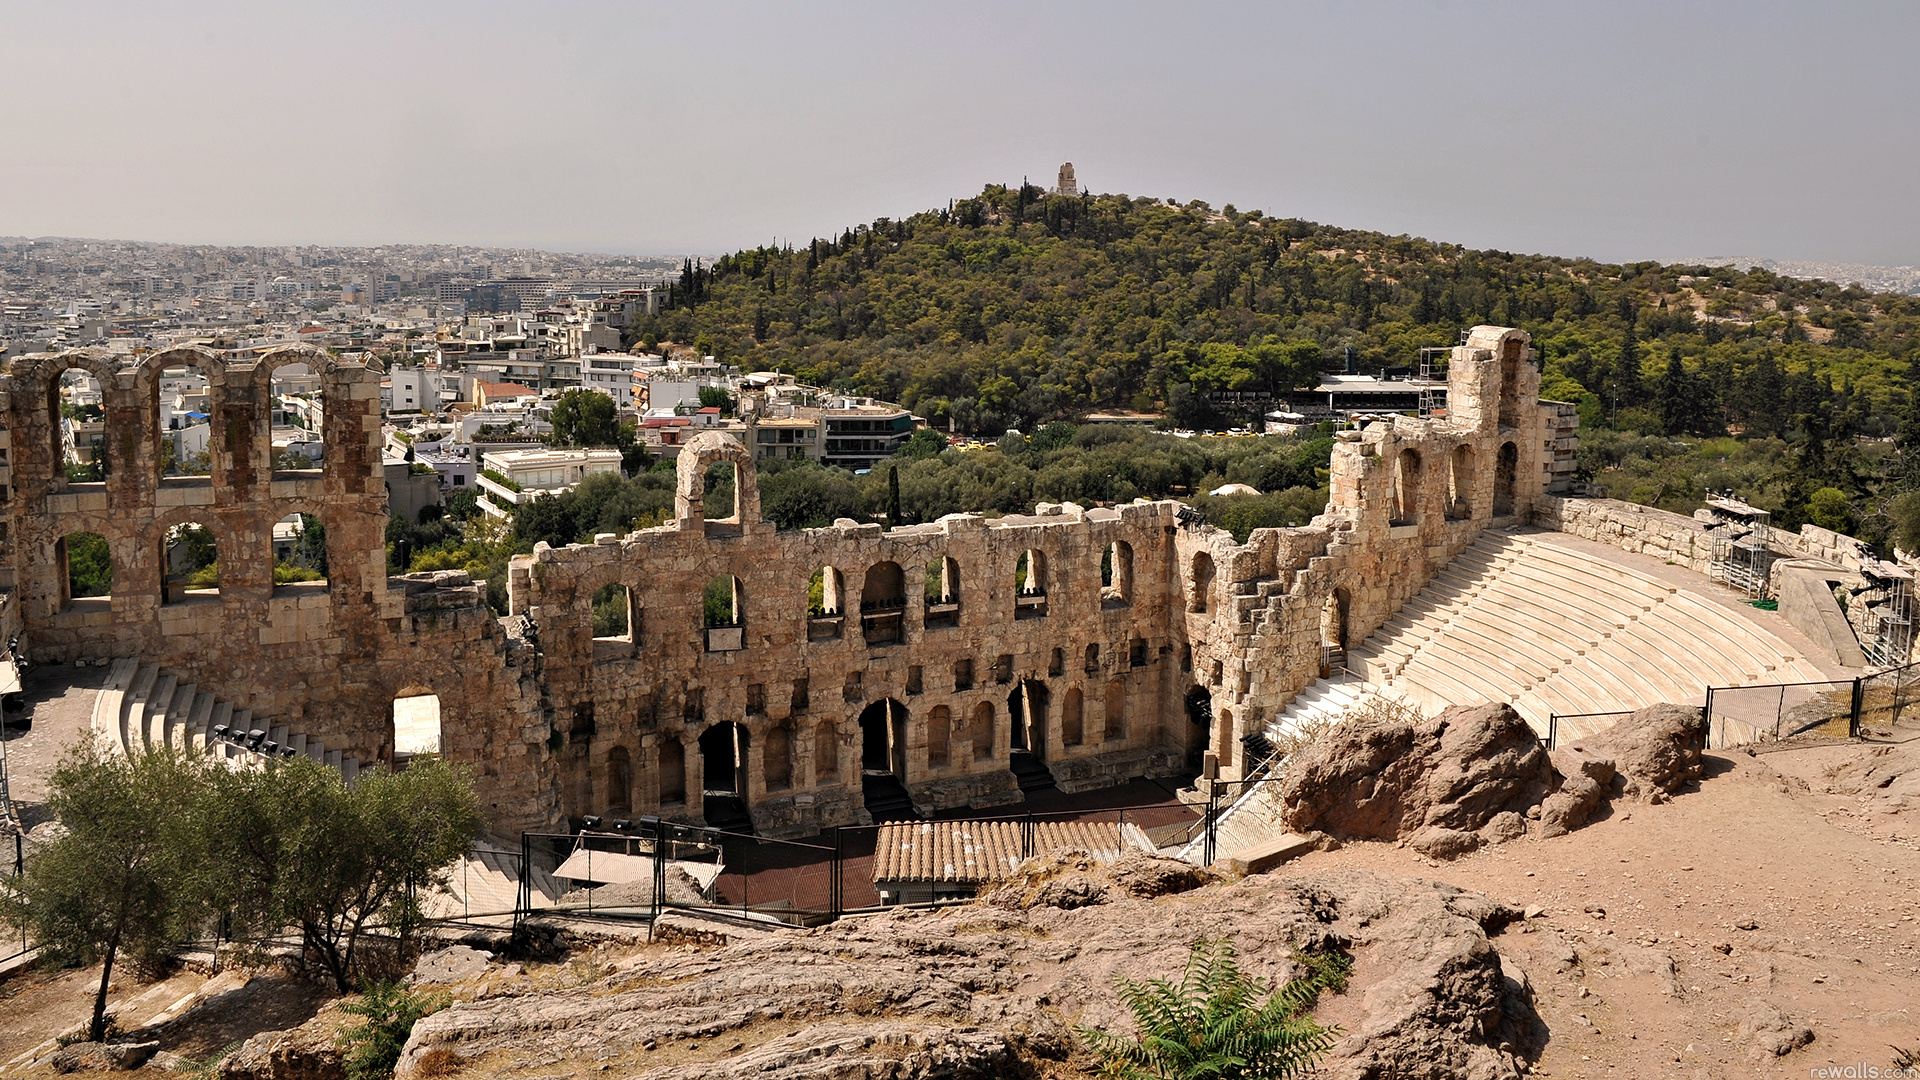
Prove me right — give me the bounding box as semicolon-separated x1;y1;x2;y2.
5;705;1920;1079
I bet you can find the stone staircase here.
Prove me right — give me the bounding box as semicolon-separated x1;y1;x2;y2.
1348;531;1828;741
1179;528;1832;867
90;658;368;782
1173;676;1380;864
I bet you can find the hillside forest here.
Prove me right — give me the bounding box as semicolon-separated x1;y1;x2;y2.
391;183;1920;612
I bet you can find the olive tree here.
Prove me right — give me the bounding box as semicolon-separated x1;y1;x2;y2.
1;743;215;1042
201;755;482;992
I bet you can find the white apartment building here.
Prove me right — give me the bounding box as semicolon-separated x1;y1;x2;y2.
582;353;637;405
475;447;622;518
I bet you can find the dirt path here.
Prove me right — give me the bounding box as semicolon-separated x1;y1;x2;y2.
1287;744;1920;1078
3;662;109;830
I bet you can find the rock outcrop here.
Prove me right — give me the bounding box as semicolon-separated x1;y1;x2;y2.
216;1001;351;1080
1274;702;1557;858
392;866;1540;1080
1272;701;1708;853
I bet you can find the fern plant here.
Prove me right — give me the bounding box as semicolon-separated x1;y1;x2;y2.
1078;937;1344;1080
337;981;450;1080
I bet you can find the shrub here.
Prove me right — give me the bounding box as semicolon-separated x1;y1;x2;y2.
1078;937;1343;1079
337;981;450;1080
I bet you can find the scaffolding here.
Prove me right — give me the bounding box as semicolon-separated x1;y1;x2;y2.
1416;346;1449;418
1705;495;1776;599
1852;559;1914;667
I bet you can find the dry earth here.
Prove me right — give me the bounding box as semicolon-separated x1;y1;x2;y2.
5;718;1920;1079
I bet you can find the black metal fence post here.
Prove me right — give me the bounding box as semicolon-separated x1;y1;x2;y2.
830;826;843;919
1851;675;1866;739
1202;786;1219;867
515;833;530;932
649;818;666;922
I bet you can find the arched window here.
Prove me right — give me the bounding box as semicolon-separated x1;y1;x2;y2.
927;706;951;768
392;690;441;765
969;701;995;761
1189;552;1215;614
60;531;111;607
808;566;844;640
1494;441;1519;517
702;459;740;523
1104;680;1127;742
606;746;634;814
161;522;219;605
267;360;326;477
1447;444;1474;520
814;718;839;782
953;658;975;691
658;739;686;805
763;722;792;790
704;575;745;651
152;360;215;482
53;368;106;484
1061;688;1084;748
1392;448;1422;526
860;561;906;646
1084;643;1101;673
925;557;961;629
1101;541;1133;607
274;512;329;592
1015;549;1048;619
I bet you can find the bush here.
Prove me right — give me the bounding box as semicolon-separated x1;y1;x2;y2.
337;981;450;1080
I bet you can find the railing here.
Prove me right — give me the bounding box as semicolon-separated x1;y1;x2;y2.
513;805;1158;928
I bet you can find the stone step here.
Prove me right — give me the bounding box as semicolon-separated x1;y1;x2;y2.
145;675;177;749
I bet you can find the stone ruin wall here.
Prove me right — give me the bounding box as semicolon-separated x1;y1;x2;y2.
509;431;1197;835
0;345;555;835
0;325;1574;836
1187;326;1560;777
1536;493;1917;581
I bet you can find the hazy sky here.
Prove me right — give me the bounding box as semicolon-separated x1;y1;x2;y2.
3;1;1915;266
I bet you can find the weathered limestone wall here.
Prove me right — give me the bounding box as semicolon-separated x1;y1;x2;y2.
1538;495;1905;579
510;431;1191;835
1532;496;1717;574
1190;326;1561;779
1;346;557;835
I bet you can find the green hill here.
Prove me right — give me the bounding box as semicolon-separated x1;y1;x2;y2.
634;183;1918;438
616;182;1920;548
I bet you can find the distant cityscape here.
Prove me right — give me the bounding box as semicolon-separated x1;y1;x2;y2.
1688;256;1920;296
4;235;927;525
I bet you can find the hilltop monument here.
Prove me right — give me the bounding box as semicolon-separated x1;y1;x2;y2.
1053;162;1078;197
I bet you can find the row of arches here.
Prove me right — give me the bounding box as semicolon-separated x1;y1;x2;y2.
54;512;331;609
587;682;1140;817
35;347;355;495
590;540;1160;652
1388;440;1520;527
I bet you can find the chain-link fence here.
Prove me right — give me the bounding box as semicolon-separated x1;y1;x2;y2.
1706;679;1856;748
1706;659;1920;749
1856;663;1920;733
511;805;1176;927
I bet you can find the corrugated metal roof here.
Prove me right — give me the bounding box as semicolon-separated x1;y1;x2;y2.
870;820;1146;884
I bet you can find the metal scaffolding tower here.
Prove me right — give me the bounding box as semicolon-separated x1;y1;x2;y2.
1853;559;1914;667
1705;495;1776;599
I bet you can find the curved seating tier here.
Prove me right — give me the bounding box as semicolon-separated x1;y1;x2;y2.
1348;532;1827;739
90;658;367;782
